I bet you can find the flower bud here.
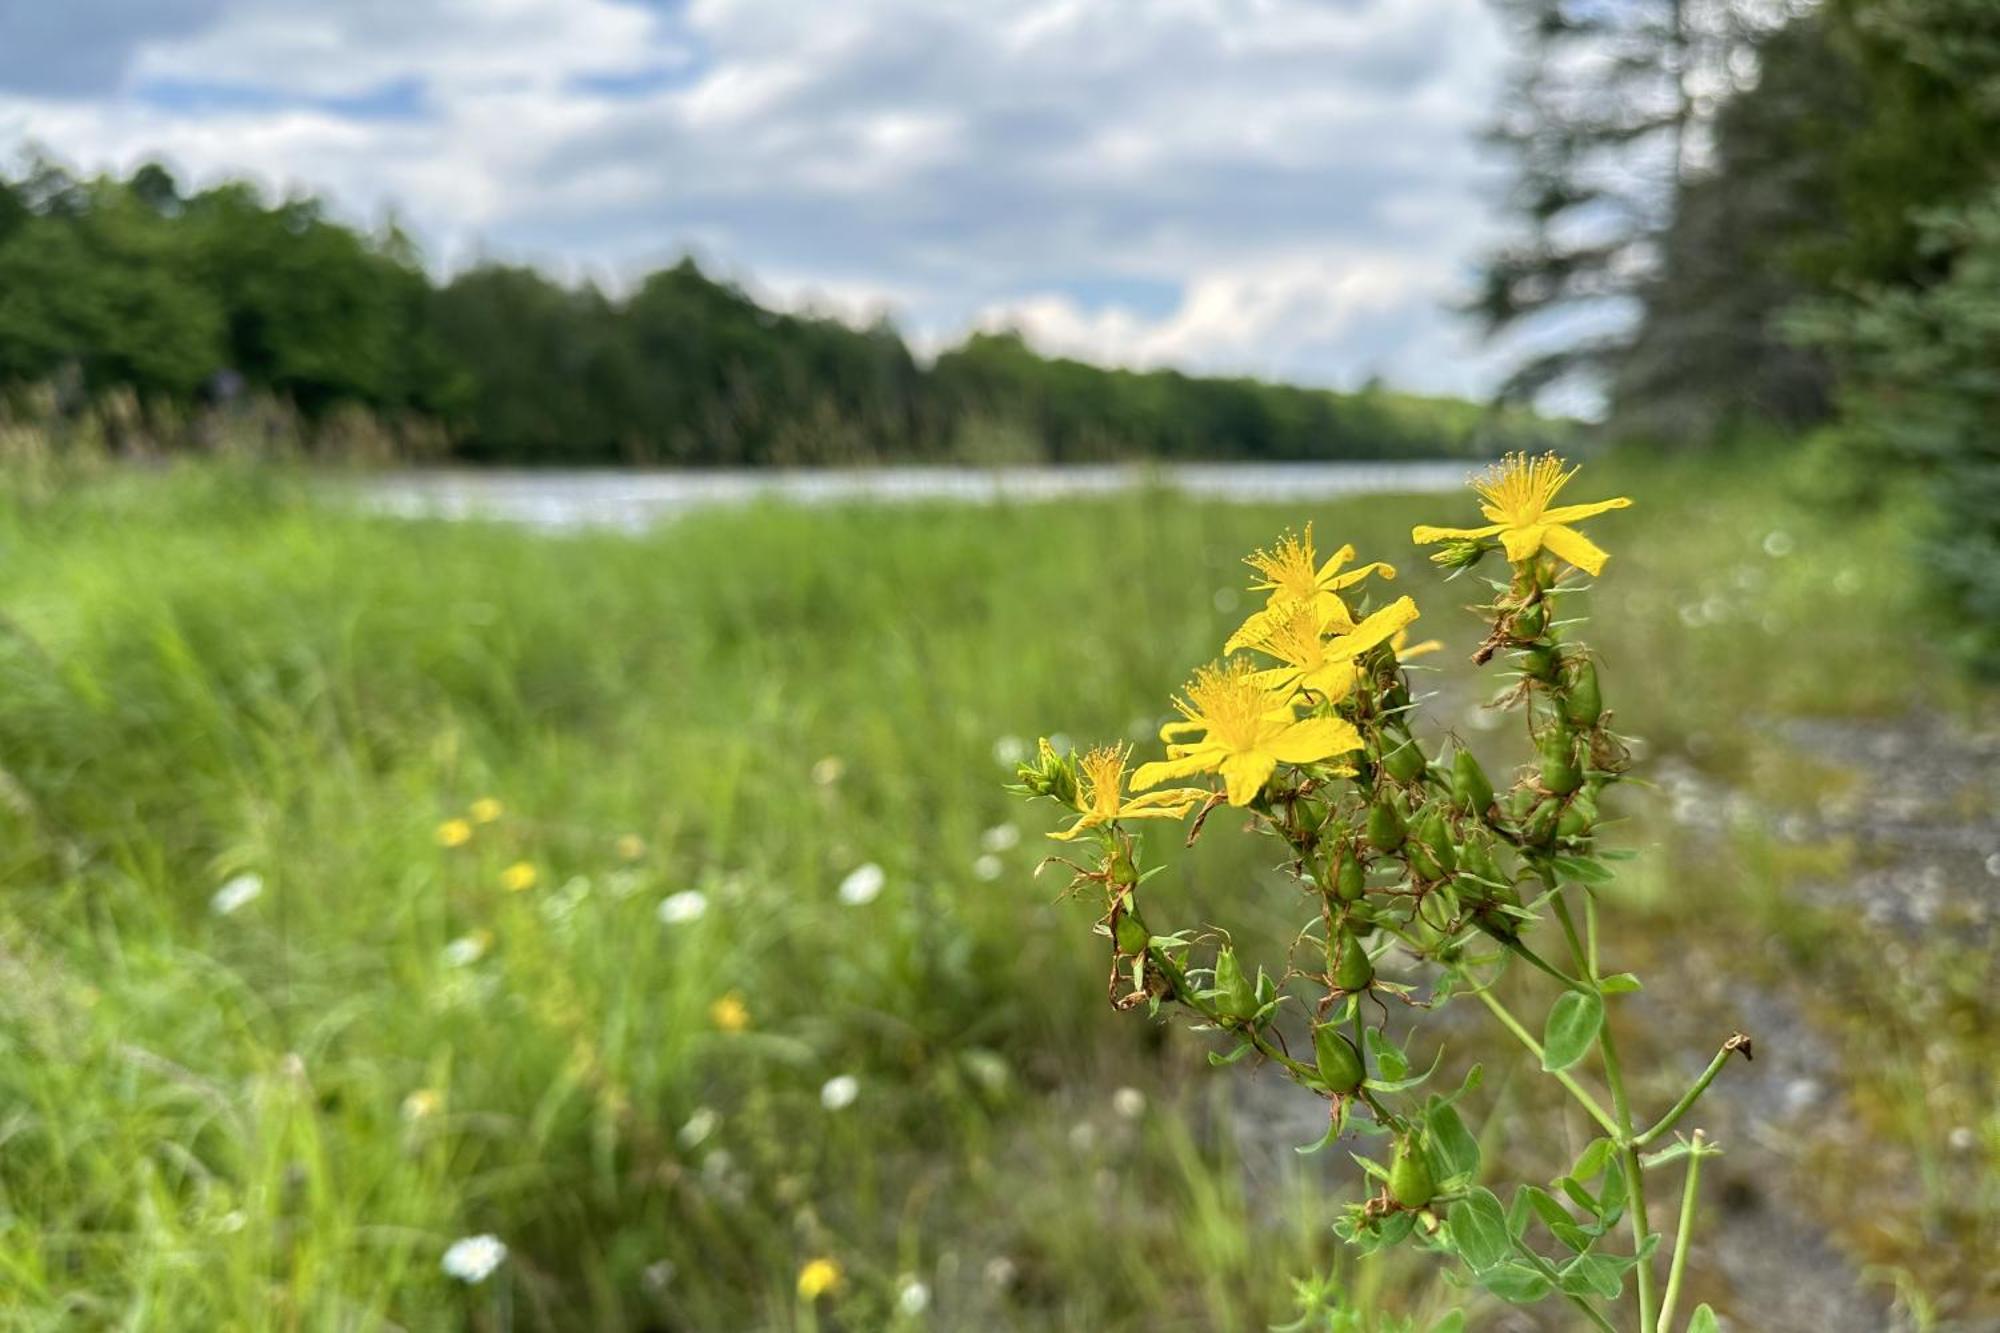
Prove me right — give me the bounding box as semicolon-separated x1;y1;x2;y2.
1407;807;1457;880
1562;658;1603;727
1334;848;1367;902
1451;747;1495;816
1366;797;1406;853
1388;1135;1435;1208
1428;537;1487;570
1379;732;1426;784
1512;598;1547;639
1538;726;1582;795
1017;737;1080;807
1330;928;1374;993
1113;910;1149;956
1212;947;1258;1019
1314;1025;1365;1094
1557;790;1598;840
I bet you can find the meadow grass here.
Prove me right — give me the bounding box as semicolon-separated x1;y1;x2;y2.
0;454;1986;1330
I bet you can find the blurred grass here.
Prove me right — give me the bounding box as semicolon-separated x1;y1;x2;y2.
0;452;1987;1330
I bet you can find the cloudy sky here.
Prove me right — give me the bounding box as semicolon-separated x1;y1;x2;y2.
0;0;1520;397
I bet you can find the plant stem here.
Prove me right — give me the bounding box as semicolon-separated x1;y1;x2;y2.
1512;1237;1618;1333
1655;1133;1706;1333
1500;935;1594;994
1551;886;1657;1333
1635;1041;1740;1148
1469;985;1621;1138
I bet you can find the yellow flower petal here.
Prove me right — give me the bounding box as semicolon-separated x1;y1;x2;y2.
1131;749;1221;790
1219;751;1277;806
1499;525;1546;563
1541;496;1632;525
1265;715;1364;764
1540;523;1612;576
1411;522;1504;544
1322;560;1397;591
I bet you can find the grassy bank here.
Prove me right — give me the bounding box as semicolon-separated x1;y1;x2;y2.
0;455;1988;1330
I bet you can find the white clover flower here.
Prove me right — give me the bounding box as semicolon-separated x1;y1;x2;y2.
972;854;1004;882
658;890;709;925
896;1275;931;1315
678;1106;719;1149
979;823;1020;853
991;735;1028;767
820;1074;859;1111
838;862;885;906
210;873;263;916
441;1234;508;1284
1112;1087;1147;1120
441;932;490;968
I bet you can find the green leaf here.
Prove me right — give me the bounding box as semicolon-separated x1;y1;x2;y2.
1479;1263;1552;1303
1429;1314;1466;1333
1687;1305;1720;1333
1557;1252;1626;1300
1598;972;1643;994
1520;1185;1591;1252
1350;1152;1391;1184
1365;1043;1446;1093
1365;1026;1410;1081
1426;1100;1481;1183
1552;855;1614;884
1571;1138;1615;1181
1296;1103;1347;1156
1542;990;1604;1073
1447;1189;1512;1271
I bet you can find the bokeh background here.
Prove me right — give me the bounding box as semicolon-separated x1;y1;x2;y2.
0;2;1993;1330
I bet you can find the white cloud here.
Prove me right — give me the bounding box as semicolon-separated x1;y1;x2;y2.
0;0;1517;396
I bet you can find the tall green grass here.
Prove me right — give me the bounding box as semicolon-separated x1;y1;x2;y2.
0;455;1980;1330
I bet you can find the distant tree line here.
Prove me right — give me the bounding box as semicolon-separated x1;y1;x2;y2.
0;157;1544;467
1477;0;2000;669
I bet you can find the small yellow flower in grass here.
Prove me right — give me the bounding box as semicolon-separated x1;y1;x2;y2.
1133;659;1364;807
1241;595;1422;704
1412;452;1632;576
709;992;750;1032
1049;743;1208;841
616;833;646;861
500;861;538;893
436;818;473;848
469;798;504;824
797;1257;842;1300
1224;523;1396;653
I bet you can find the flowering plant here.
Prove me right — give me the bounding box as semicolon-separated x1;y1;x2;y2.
1014;456;1749;1332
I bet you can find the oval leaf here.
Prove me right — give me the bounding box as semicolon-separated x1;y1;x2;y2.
1448;1188;1512;1272
1542;990;1604;1073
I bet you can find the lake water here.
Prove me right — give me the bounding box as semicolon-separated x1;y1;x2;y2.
359;461;1474;530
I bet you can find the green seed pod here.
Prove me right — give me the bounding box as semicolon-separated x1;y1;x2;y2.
1330;929;1374;992
1109;845;1139;887
1366;798;1406;853
1346;907;1378;939
1334;848;1367;902
1451;747;1495;816
1524;795;1562;846
1212;947;1258;1019
1416;808;1457;877
1505;785;1536;821
1458;833;1504;889
1512;598;1547;639
1520;645;1559;681
1380;733;1426;784
1113;911;1149;956
1314;1025;1365;1094
1563;658;1603;727
1557;790;1599;840
1388;1136;1435;1208
1539;726;1582;795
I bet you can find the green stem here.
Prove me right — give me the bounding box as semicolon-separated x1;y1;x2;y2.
1512;1237;1618;1333
1500;935;1593;994
1551;885;1657;1333
1469;985;1621;1139
1635;1041;1740;1149
1655;1133;1706;1333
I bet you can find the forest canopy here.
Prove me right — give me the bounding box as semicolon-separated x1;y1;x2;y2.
0;158;1541;466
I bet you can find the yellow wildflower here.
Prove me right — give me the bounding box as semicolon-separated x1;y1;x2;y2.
436;818;473;849
1049;742;1207;841
796;1257;842;1300
469;797;504;824
616;833;646;861
1132;659;1364;806
500;861;538;893
1412;453;1632;576
1224;524;1396;653
1394;627;1442;660
709;992;750;1032
1242;595;1423;704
